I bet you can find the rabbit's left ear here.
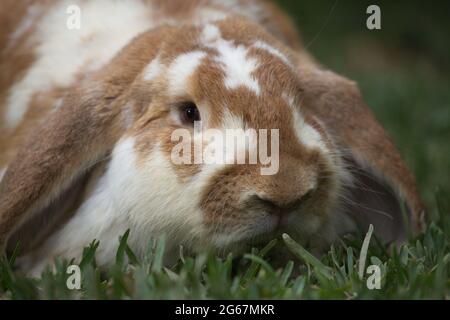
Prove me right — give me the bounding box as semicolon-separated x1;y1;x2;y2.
296;66;426;242
0;81;127;253
0;27;176;253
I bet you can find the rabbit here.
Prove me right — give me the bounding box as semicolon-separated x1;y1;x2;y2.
0;0;425;276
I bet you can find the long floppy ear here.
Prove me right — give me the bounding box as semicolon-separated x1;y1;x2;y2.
0;85;116;253
297;65;426;243
0;27;173;253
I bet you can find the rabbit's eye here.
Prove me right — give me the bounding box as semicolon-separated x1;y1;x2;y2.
180;102;200;125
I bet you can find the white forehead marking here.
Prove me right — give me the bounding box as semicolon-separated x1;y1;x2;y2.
253;41;292;67
168;51;207;96
201;25;260;95
216;42;260;94
143;56;163;81
283;94;326;150
5;0;154;128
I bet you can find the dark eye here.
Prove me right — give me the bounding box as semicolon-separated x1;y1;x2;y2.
179;102;200;125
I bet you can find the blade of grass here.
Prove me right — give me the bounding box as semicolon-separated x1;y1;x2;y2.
151;235;166;273
282;233;333;280
358;224;374;279
241;239;277;284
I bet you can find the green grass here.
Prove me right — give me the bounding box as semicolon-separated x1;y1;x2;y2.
1;202;448;299
0;0;449;299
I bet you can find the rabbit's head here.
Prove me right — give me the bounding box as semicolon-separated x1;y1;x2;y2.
0;18;425;259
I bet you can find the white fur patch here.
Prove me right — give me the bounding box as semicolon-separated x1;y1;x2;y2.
201;24;221;43
108;139;211;258
167;51;207;96
143;56;163;81
284;94;326;150
217;42;260;94
253;40;291;66
0;167;6;182
203;29;260;94
5;0;154;128
21;137;210;274
294;114;326;150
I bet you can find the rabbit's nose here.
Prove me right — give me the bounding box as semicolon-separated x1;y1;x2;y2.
245;190;313;216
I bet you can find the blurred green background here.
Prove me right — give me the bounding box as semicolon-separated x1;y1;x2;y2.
277;0;450;216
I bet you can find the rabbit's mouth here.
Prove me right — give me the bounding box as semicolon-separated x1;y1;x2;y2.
207;208;324;254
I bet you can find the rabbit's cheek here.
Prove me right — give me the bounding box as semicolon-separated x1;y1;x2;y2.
106;136;206;251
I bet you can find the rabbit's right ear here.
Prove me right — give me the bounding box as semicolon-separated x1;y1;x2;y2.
0;27;175;253
295;65;426;242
